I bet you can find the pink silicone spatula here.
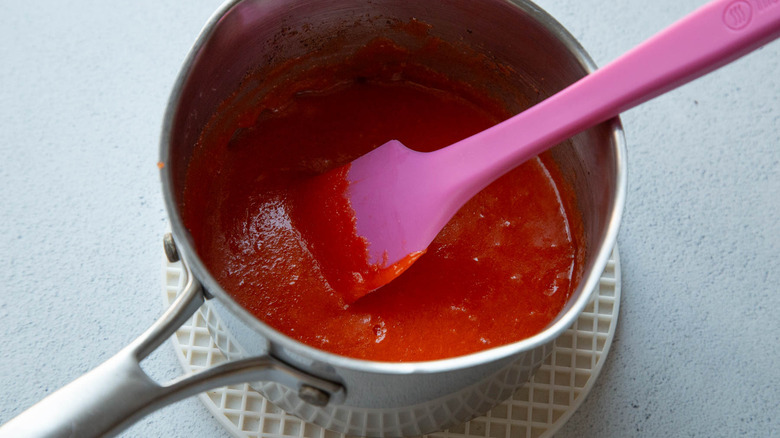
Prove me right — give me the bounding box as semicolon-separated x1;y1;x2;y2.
344;0;780;293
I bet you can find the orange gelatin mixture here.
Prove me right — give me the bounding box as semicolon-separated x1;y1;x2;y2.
182;39;584;362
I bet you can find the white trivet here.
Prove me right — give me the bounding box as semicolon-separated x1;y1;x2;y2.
162;246;620;438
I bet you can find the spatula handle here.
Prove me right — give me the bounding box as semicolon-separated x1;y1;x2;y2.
442;0;780;203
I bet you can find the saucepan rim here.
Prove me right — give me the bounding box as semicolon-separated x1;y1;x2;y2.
159;0;627;376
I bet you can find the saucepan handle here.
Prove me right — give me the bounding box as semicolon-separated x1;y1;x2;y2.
0;234;344;438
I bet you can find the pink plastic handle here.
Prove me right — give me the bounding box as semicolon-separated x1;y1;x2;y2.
347;0;780;268
438;0;780;205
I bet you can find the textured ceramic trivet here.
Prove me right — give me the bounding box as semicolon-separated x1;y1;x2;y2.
162;246;620;438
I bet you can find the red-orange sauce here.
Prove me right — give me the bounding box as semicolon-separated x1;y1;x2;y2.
183;39;584;362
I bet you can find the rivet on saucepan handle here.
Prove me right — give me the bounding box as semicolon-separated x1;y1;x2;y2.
299;384;331;407
164;233;180;263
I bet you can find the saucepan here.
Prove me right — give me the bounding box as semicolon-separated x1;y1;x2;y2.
0;0;625;436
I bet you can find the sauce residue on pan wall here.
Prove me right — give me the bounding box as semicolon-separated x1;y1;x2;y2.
182;34;585;362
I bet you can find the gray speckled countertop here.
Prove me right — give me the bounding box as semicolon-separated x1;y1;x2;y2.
1;0;778;437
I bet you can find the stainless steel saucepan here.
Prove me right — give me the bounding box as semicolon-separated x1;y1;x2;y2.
0;0;625;436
